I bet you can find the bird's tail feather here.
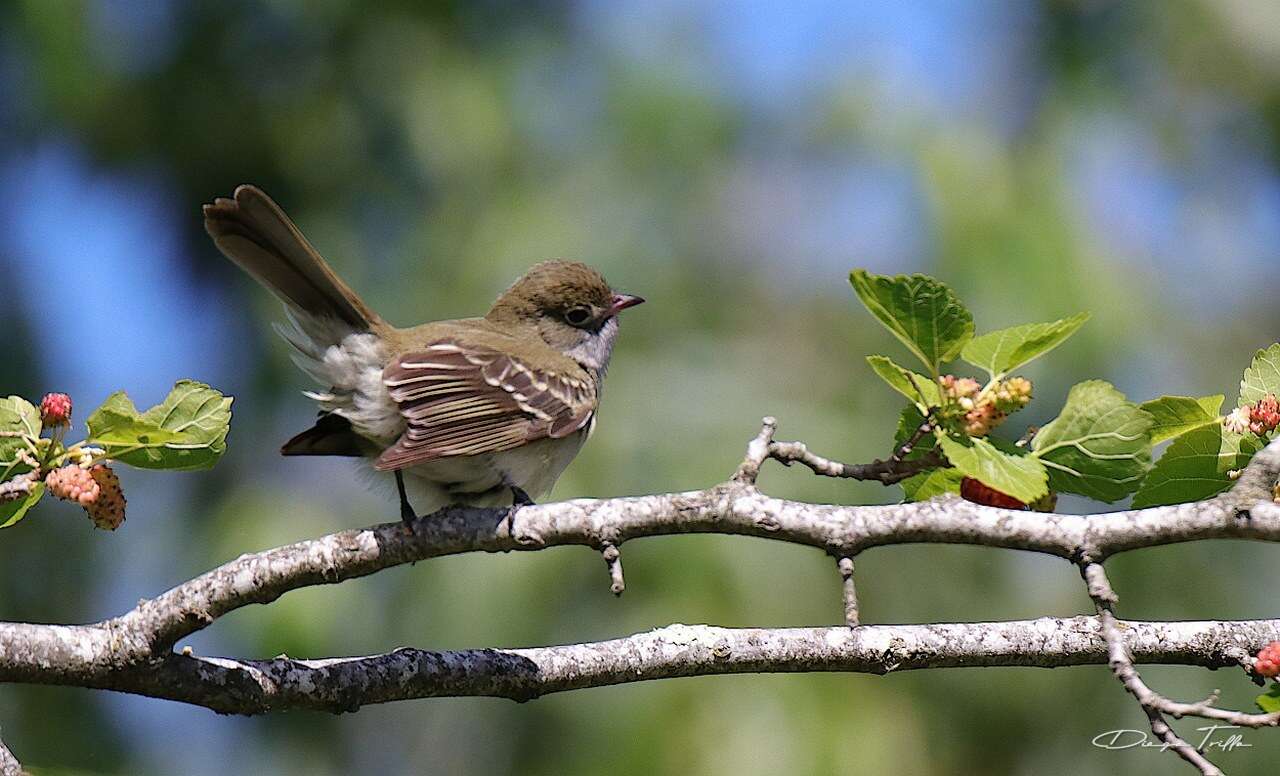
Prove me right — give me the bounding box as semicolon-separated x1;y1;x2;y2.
203;185;383;334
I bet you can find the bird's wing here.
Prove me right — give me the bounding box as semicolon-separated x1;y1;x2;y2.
374;340;596;470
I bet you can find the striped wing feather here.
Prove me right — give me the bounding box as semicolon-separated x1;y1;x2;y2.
374;341;595;470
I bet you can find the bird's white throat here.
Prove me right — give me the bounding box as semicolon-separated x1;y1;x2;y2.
565;316;620;374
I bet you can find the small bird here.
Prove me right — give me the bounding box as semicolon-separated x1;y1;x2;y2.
203;185;643;524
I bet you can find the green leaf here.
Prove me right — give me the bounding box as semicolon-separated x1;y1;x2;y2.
849;270;974;374
0;482;44;529
1130;424;1260;508
937;434;1048;503
1031;380;1153;503
900;468;963;502
1139;395;1224;444
1238;343;1280;408
867;356;941;408
960;313;1090;378
1257;683;1280;713
0;396;42;481
86;381;233;471
0;396;41;437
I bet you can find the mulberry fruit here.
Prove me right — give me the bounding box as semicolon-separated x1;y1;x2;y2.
39;392;72;427
959;477;1027;510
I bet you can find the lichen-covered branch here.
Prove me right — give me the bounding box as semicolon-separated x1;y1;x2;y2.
3;617;1279;714
0;734;21;776
0;419;1277;764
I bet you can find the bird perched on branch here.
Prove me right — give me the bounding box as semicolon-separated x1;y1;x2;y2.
203;185;643;524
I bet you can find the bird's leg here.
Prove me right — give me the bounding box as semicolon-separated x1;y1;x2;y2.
505;485;535;538
510;486;535;506
395;470;416;529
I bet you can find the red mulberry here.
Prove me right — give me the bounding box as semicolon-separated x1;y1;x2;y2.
959;477;1027;510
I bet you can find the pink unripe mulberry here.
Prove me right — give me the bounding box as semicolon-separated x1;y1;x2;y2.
39;393;72;427
963;403;1006;436
1249;394;1280;435
45;465;99;505
940;375;981;399
1255;642;1280;678
44;463;126;530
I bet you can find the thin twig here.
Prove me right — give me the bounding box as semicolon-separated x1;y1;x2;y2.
731;416;777;485
891;413;934;463
837;556;858;627
1081;562;1280;775
767;439;946;485
601;544;625;596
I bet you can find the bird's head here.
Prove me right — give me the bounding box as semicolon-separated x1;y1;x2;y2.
486;260;644;369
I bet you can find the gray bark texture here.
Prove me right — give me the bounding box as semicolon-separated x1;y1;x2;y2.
0;737;20;776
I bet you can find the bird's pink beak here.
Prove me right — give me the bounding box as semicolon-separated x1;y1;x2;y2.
608;293;645;316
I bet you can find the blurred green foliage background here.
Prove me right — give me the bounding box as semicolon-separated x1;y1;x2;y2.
2;0;1280;773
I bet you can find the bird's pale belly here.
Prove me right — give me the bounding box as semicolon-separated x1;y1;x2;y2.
397;431;589;512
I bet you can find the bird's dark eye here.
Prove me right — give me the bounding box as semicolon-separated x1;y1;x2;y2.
564;306;592;326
